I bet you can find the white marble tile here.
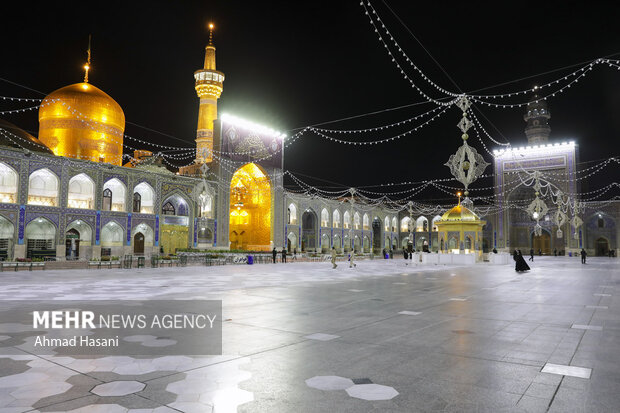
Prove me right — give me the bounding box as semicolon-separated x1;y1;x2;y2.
91;381;145;397
305;376;354;391
585;305;608;309
398;311;421;316
449;298;467;301
304;333;340;341
541;363;591;379
345;383;399;400
571;324;603;331
346;289;365;292
593;293;611;297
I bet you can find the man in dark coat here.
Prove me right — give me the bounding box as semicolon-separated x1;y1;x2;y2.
581;248;587;264
529;248;534;262
281;249;287;263
516;250;530;272
272;247;277;263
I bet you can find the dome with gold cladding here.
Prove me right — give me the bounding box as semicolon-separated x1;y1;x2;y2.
439;204;480;222
38;82;125;165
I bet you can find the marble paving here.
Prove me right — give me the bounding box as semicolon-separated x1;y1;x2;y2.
0;257;618;412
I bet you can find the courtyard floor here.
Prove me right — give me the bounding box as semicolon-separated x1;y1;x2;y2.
0;256;619;412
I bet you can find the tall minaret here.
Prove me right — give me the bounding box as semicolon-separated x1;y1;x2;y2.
194;23;224;163
524;89;551;144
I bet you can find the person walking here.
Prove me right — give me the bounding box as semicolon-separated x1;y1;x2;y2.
330;247;337;269
281;248;287;263
272;247;277;264
349;250;356;268
515;250;530;272
581;248;587;264
403;248;409;265
538;248;542;256
554;248;557;257
293;248;297;261
529;248;534;262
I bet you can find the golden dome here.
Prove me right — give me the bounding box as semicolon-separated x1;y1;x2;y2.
440;204;480;222
38;82;125;165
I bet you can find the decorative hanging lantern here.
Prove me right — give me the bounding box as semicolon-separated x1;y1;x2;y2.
554;210;566;239
444;96;489;208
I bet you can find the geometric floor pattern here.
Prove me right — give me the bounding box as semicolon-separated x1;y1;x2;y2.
0;257;618;412
306;375;399;400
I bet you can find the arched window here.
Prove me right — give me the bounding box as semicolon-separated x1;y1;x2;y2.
67;173;95;209
353;212;361;229
101;222;124;247
401;217;411;233
416;216;428;232
431;215;442;232
391;217;397;232
343;211;351;229
363;214;369;230
465;236;472;250
199;192;213;218
102;188;112;211
28;169;59;206
288;203;297;225
0;162;18;203
333;210;340;228
25;217;56;253
321;208;329;227
163;202;175;215
384;216;390;232
133;192;141;213
103;178;126;212
133;182;154;214
598;217;604;228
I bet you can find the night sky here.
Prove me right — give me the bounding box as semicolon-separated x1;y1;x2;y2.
2;1;619;198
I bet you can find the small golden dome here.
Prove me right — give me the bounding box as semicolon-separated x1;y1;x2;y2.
440;204;480;222
38;82;125;165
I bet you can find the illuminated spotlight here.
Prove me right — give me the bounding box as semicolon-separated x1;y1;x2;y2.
221;113;285;138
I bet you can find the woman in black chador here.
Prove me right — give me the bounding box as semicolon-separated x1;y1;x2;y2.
515;250;530;272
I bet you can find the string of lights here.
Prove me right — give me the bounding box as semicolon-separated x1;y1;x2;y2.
360;1;459;106
309;105;442;134
309;105;449;145
361;1;460;98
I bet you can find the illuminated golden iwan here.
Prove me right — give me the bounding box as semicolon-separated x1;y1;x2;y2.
229;163;271;251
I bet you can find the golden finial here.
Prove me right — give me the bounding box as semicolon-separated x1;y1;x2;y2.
208;23;214;45
457;192;462;205
83;35;92;83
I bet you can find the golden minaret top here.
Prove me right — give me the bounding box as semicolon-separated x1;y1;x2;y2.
83;35;91;83
204;23;217;71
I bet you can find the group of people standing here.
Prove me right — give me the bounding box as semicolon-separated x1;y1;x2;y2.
272;247;297;264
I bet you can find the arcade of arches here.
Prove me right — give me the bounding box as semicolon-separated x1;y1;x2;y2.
229;163;271;251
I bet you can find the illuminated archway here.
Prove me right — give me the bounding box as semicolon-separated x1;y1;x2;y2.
229;163;271;251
